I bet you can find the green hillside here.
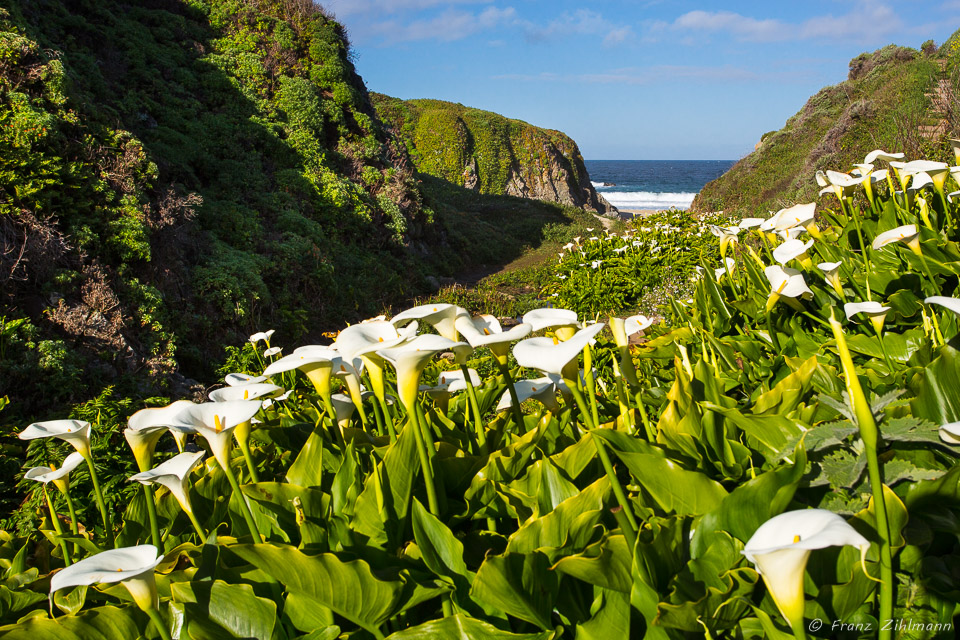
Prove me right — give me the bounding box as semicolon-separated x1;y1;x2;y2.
372;94;615;214
693;39;957;215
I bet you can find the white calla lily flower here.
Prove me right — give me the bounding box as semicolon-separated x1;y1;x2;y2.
863;149;904;164
738;217;764;229
50;545;165;613
925;296;960;317
714;257;736;281
743;509;870;628
224;373;267;386
127;400;197;462
19;420;93;460
209;383;284;403
24;451;86;495
522;308;580;335
377;335;472;410
772;239;814;265
455;315;532;363
172;400;261;469
513;322;606;378
939;421;960;444
844;301;891;334
765;266;813;312
818;261;844;297
496;377;561;412
248;330;275;345
262;345;342;399
390;303;465;341
773;203;816;233
263;346;282;358
872;225;919;251
129;451;205;515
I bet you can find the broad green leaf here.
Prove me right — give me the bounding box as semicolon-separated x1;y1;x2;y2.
0;585;47;625
385;613;554;639
701;402;804;460
282;591;334;632
286;425;325;487
172;580;276;640
411;499;469;584
352;423;419;546
0;605;147;639
574;589;629;640
751;356;817;414
911;345;960;425
552;534;632;593
470;552;558;630
229;543;403;634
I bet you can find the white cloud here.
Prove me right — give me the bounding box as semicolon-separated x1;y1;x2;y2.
520;9;635;46
366;6;517;44
492;64;801;86
656;1;903;44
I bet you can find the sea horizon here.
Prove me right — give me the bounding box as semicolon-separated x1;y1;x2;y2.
584;159;736;211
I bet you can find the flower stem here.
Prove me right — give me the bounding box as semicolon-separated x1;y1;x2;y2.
219;457;263;542
145;606;173;640
142;484;162;549
496;360;527;434
63;490;80;557
83;454;113;547
43;486;72;565
583;345;601;428
460;365;487;453
378;395;397;442
408;411;440;515
186;508;207;541
566;381;638;540
236;436;261;483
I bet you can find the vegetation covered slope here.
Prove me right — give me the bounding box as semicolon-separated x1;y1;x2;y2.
372;94;616;215
0;0;437;418
693;40;957;215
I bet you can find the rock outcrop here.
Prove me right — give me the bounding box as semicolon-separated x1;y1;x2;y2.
372;95;617;216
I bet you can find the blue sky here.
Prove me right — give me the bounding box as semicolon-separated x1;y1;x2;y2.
322;0;960;160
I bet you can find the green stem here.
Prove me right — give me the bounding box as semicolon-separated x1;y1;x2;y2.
566;382;639;539
370;396;386;437
63;489;80;557
866;447;894;640
145;607;173;640
584;345;601;428
83;454;113;547
634;392;655;441
460;365;487;453
185;508;207;541
408;411;441;515
43;486;72;565
842;197;872;300
378;395;397;442
875;329;895;373
237;437;261;483
765;311;782;352
219;457;263;542
497;360;527;435
790;617;809;640
142;484;162;549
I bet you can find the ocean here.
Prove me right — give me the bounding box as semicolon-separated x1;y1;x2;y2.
584;160;736;211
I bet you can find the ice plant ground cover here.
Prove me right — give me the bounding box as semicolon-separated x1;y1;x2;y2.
5;152;960;638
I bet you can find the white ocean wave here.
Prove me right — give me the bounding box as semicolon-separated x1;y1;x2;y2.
601;191;697;210
590;180;604;187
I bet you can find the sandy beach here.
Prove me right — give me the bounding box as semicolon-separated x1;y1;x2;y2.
618;208;662;219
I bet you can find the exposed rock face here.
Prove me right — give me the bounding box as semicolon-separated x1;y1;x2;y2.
371;95;617;216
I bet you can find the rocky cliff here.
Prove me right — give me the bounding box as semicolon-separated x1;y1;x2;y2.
693;37;958;216
371;95;616;216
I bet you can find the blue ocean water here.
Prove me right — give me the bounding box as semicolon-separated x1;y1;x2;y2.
584;160;735;210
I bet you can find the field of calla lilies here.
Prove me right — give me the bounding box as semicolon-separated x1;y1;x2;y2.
5;149;960;639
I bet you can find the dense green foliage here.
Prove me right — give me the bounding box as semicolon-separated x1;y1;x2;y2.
372;94;612;213
4;151;960;638
694;41;957;216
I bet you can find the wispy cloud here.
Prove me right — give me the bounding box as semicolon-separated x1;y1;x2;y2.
519;9;635;47
355;6;517;45
324;0;493;18
493;64;807;86
651;1;903;44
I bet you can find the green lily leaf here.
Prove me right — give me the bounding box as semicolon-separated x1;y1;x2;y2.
352;423;420;547
552;534;632;593
910;344;960;425
0;605;148;640
286;424;325;487
470;551;559;630
171;579;277;640
574;588;630;640
384;613;555;639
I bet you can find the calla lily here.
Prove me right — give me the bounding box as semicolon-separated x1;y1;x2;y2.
773;202;817;235
377;335;472;410
248;330;275;345
225;373;267;386
496;377;561;412
820;170;866;200
25;451;86;495
420;369;481;414
709;224;740;258
127;400;198;461
738;217;764;229
390;303;465;341
863;149;904;164
939;420;960;444
925;296;960;317
522;308;580;339
902;160;949;193
772;239;814;265
19;420;92;459
765;266;813;311
263;345;342;401
818;261;844;297
263;346;282;358
714;257;736;281
331;393;358;427
129;451;204;516
844;301;891;334
743;509;870;630
513;322;606;379
209;383;284;403
50;544;165;613
455;315;532;363
172;401;261;469
872;224;920;253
